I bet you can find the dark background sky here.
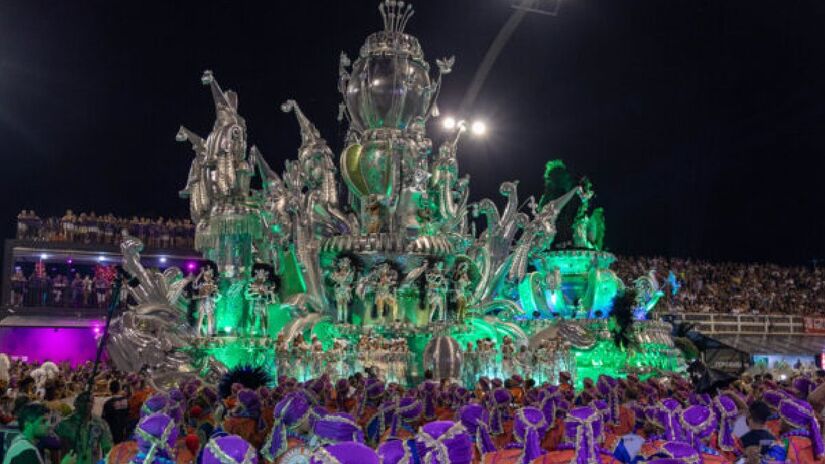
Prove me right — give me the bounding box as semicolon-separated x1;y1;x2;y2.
1;0;824;265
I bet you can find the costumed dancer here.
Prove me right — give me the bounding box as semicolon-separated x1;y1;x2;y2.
482;407;547;464
454;263;472;323
501;337;516;380
194;266;221;337
203;435;258;464
531;405;620;464
245;266;276;337
310;336;324;378
113;412;178;464
375;397;423;444
331;258;354;324
261;393;316;464
375;264;399;322
775;398;825;464
311;442;378;464
710;394;742;462
223;390;265;449
678;404;727;464
275;333;290;379
458;404;497;464
426;264;448;323
312;412;364;447
638;441;701;464
416;421;474;464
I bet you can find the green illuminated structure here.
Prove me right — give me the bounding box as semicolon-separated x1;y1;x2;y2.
162;1;684;388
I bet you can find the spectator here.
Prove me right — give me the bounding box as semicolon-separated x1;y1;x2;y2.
55;392;113;464
3;403;76;464
740;401;780;464
101;380;129;444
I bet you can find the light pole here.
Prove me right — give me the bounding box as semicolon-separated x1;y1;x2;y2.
459;0;563;115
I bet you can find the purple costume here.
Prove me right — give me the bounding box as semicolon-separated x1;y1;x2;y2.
311;442;378;464
203;435;258;464
131;413;178;464
416;421;473;464
312;412;364;446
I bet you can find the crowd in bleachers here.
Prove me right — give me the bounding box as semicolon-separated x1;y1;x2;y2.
614;256;825;316
15;210;195;250
1;357;825;464
8;263;125;309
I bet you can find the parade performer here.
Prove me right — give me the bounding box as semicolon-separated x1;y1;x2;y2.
311;442;378;464
262;393;316;464
203;435;258;464
374;264;399;322
454;263;472;323
245;266;276;337
531;406;620;464
194;266;220;337
482;408;547;464
427;264;448;323
330;258;354;323
458;404;497;463
417;421;474;464
223;390;265;449
679;404;727;464
312;412;364;446
776;398;825;464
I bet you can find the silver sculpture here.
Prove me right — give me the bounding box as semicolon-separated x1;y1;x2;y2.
107;236;225;386
106;0;679;386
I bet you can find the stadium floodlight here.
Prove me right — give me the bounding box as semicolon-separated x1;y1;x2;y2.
443;116;457;130
471;120;487;136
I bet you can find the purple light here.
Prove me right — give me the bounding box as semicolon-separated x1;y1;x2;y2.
187;262;197;271
67;258;73;264
0;327;100;366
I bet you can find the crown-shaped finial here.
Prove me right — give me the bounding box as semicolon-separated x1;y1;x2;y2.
379;0;414;33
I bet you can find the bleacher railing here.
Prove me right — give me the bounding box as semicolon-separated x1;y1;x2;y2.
666;312;805;335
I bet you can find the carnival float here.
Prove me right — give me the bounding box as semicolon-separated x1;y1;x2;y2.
107;0;683;388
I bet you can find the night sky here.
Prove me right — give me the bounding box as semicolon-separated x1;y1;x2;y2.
1;0;824;265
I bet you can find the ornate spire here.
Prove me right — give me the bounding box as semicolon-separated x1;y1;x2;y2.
201;70;238;111
281;99;325;153
379;0;414;34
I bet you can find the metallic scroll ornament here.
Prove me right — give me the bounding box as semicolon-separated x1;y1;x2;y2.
107;236;226;386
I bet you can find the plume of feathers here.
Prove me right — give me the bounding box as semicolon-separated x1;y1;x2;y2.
218;365;273;399
611;290;638;351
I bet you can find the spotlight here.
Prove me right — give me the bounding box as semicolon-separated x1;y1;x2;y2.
471;120;487;136
98;256;106;262
443;116;456;130
39;253;48;260
224;327;232;334
159;257;167;264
